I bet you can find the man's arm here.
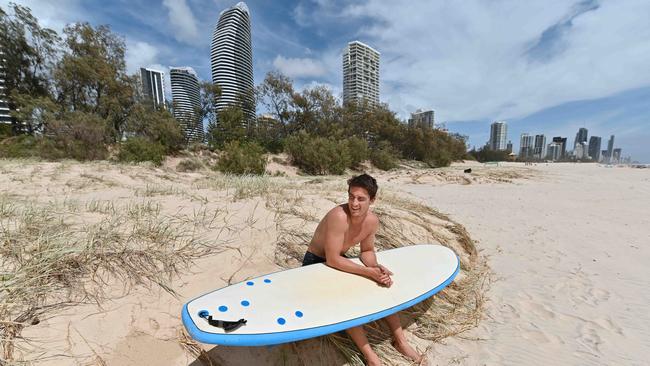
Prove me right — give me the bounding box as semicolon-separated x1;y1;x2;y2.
324;212;388;284
359;219;394;281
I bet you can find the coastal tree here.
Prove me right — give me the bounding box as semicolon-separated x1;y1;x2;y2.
53;22;135;142
0;3;60;133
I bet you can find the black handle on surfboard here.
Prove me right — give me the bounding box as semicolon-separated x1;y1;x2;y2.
198;311;247;332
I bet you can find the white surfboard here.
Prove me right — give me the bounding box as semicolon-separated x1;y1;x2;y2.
182;244;459;346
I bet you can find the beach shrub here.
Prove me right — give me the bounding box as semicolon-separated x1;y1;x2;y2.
216;141;267;175
117;137;166;165
176;158;204;172
0;135;40;158
346;136;369;169
45;111;110;161
370;141;399;171
284;131;351;175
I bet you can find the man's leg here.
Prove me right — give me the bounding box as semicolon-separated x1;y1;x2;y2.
384;314;423;363
346;326;381;366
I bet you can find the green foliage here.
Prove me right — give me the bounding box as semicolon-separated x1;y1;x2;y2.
0;124;12;138
347;136;369;169
252;116;285;153
468;148;511;162
284;131;351;175
207;105;247;149
0;135;40;158
54;22;134;142
45;111;110;160
216;141;267;175
125;103;185;153
117;137;166;165
370;141;399;171
1;3;60;132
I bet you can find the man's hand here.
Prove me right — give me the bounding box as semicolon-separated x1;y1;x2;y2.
368;267;393;287
377;264;393;276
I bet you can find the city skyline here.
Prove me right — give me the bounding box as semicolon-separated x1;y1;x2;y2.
5;0;650;162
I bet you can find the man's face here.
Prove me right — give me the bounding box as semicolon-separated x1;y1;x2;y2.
348;186;373;217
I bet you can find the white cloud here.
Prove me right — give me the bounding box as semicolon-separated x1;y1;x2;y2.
125;40;159;74
162;0;200;45
4;0;84;33
327;0;650;123
272;55;327;79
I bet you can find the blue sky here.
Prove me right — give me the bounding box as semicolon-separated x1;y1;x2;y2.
4;0;650;162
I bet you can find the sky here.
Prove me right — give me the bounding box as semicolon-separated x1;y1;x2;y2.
3;0;650;162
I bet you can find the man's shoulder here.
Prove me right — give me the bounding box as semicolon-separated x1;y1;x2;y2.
365;211;379;228
325;205;349;223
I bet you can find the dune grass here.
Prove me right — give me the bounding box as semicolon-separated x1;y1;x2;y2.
0;160;490;365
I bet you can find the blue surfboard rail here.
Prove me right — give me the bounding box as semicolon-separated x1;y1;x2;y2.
182;255;460;346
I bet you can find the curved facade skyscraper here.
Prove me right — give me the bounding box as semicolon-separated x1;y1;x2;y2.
210;2;254;121
170;67;203;143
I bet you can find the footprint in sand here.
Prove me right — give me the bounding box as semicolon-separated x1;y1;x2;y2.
576;324;602;355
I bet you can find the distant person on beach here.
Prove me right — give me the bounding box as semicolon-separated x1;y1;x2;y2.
302;174;423;366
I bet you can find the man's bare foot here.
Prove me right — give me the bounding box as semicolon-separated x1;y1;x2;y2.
392;339;423;364
364;352;382;366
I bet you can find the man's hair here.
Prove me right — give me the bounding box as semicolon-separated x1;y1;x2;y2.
347;174;378;200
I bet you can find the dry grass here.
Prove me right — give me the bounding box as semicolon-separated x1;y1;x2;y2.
0;159;491;365
0;195;230;363
269;181;490;365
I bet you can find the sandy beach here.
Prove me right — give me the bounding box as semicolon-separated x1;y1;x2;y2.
1;159;648;365
401;162;650;365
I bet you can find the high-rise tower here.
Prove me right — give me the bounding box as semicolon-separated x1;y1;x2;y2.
588;136;602;161
574;127;588;149
140;67;166;108
170;67;203;143
489;121;508;151
210;2;254;121
606;135;615;163
343;41;380;107
0;50;11;125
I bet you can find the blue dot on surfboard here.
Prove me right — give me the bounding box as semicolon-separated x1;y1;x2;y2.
241;300;250;307
198;310;209;318
277;317;286;325
218;306;228;312
264;279;272;283
246;281;254;286
295;311;303;318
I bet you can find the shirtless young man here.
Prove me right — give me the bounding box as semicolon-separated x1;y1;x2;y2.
302;174;423;366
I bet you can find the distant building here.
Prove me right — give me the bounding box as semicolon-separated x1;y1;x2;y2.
547;142;562;161
343;41;380;107
489;121;508;151
552;137;568;159
574;142;588;160
506;140;513;153
533;134;546;160
606;135;615;163
139;67;166;108
588;136;602;161
574;127;588;149
601;150;608;163
408;109;434;129
211;2;255;121
0;50;11;125
519;133;534;159
170;67;203;143
613;148;622;164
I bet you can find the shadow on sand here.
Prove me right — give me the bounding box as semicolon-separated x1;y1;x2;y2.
188;313;422;366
